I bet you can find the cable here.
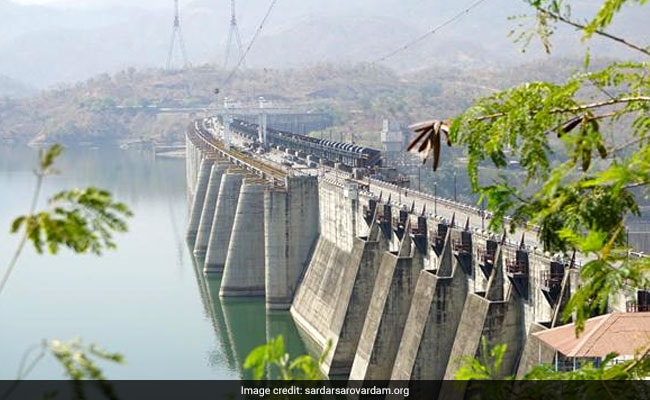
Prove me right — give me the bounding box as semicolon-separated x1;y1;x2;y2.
223;0;278;85
370;0;489;65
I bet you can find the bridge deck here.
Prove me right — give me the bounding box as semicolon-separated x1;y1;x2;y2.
189;120;288;183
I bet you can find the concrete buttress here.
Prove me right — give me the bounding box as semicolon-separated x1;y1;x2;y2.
186;156;214;246
220;178;266;297
443;242;525;381
264;176;319;310
204;170;245;274
194;162;229;266
349;221;423;381
391;227;469;381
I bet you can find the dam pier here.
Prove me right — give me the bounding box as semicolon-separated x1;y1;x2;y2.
185;115;646;386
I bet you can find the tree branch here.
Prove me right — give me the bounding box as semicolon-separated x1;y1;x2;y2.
474;96;650;122
610;136;649;155
0;172;45;297
537;7;650;58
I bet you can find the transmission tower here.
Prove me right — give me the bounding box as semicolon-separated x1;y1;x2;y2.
166;0;189;70
224;0;245;68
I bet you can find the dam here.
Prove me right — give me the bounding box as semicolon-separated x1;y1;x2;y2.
185;115;647;384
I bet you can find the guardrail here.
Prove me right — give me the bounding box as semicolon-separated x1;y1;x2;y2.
189;120;288;183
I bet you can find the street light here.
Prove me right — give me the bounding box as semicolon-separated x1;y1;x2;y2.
481;197;485;230
434;181;437;216
453;168;457;202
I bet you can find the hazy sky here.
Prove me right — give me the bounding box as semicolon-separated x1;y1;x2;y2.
11;0;166;8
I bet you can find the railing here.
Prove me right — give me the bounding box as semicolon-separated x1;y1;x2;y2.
541;271;563;289
190;120;288;182
506;260;528;275
452;238;471;253
480;249;496;265
626;301;650;312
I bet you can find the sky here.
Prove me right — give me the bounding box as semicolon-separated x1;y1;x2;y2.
11;0;165;8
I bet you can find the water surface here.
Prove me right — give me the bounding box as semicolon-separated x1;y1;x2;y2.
0;146;305;379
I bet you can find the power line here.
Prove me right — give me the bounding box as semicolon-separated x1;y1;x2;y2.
223;0;278;85
370;0;489;65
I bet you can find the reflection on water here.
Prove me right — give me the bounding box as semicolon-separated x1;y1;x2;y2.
0;145;305;379
188;251;307;380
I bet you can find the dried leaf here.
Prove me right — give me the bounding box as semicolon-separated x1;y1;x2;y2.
406;127;431;152
433;123;441;171
558;116;583;137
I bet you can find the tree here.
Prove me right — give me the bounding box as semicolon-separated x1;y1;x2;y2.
1;145;132;396
408;0;650;379
241;0;650;384
243;336;328;380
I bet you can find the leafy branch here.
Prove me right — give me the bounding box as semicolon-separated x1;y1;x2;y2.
1;339;125;400
472;95;650;122
0;145;133;297
534;3;650;57
244;336;330;380
412;1;650;376
0;145;130;397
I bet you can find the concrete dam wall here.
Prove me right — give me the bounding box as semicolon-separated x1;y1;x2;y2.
185;121;636;387
186;125;319;309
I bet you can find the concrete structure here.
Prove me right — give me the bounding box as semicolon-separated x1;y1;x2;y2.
185;117;646;391
186;155;214;246
349;225;422;380
290;183;386;376
204;169;245;274
265;176;319;309
381;118;409;168
220;178;267;297
391;227;469;381
193;162;229;265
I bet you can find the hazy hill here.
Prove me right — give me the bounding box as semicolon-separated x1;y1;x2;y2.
0;59;593;147
0;0;647;89
0;74;34;97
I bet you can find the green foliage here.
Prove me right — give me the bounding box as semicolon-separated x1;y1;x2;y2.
49;339;124;382
9;146;132;256
456;337;510;380
455;338;514;400
457;350;650;398
445;2;650;342
583;0;649;38
3;339;125;400
2;145;129;395
565;255;650;334
439;0;650;381
1;145;133;296
520;0;650;55
447;50;649;258
39;144;64;172
244;336;328;380
11;187;132;255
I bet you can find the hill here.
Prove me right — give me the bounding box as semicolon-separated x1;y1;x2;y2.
0;59;592;147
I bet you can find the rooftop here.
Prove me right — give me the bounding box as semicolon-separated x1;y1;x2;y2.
533;312;650;358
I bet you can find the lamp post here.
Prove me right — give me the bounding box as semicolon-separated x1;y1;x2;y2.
453;168;457;202
481;197;485;230
434;181;437;216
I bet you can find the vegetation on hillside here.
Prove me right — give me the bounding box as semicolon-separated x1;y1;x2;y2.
0;59;593;148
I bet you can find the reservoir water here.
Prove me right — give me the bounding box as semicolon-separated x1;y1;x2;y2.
0;145;306;379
